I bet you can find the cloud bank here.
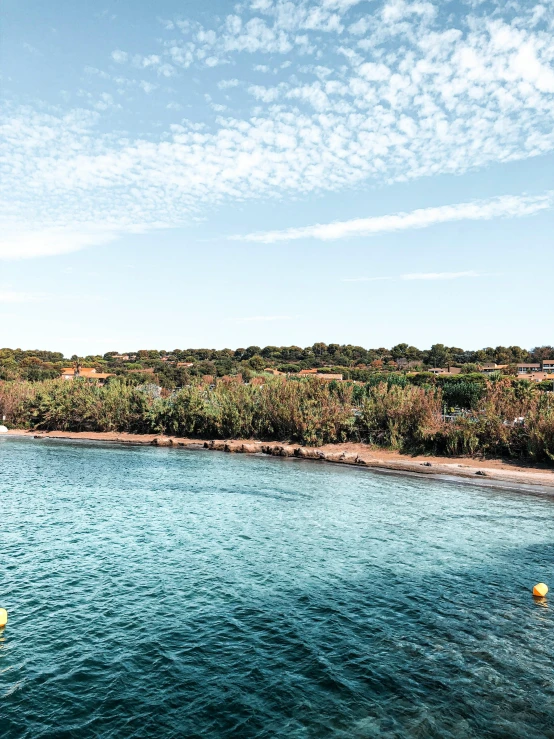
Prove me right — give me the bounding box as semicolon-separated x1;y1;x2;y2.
2;0;554;258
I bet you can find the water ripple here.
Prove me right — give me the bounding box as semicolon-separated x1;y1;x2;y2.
1;438;554;738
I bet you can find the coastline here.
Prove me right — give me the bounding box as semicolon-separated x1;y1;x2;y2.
5;429;554;493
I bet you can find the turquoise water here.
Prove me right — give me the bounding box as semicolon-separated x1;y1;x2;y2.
1;438;554;738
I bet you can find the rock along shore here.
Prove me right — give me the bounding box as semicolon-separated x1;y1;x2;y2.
6;429;554;493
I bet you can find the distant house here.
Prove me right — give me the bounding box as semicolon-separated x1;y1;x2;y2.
428;367;462;375
541;360;554;373
479;363;508;375
517;372;553;383
60;367;114;386
517;363;541;374
177;362;194;368
297;368;343;380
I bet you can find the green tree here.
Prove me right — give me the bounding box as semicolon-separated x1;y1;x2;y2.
390;343;409;360
249;355;265;371
427;344;451;368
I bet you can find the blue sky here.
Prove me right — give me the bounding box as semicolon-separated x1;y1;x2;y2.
1;0;553;355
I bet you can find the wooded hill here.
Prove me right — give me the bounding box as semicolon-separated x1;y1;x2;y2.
1;343;553;388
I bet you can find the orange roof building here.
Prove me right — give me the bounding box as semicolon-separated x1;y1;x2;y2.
60;367;114;385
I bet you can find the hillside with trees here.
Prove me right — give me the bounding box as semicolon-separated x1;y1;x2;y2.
1;343;553;388
2;341;554;462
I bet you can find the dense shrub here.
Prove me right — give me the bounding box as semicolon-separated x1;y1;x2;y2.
441;380;485;410
1;376;554;462
6;379;159;433
356;383;442;451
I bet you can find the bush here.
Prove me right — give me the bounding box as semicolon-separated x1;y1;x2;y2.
1;375;554;462
356;383;442;451
441;380;485;410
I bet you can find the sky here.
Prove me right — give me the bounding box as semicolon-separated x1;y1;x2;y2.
1;0;554;356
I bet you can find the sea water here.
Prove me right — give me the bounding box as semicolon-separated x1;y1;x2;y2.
1;437;553;738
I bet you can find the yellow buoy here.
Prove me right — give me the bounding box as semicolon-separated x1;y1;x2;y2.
0;609;7;627
533;583;548;597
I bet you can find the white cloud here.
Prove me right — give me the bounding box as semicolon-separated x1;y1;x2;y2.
218;78;240;89
320;0;363;9
401;271;480;280
235;192;554;243
248;84;282;101
141;54;161;68
3;1;554;259
510;42;554;92
286;81;330;110
139;80;157;93
111;50;128;63
382;0;436;23
0;226;134;260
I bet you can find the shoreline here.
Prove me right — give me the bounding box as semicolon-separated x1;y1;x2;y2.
5;429;554;493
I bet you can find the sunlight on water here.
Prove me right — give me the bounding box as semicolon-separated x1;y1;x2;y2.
1;437;554;738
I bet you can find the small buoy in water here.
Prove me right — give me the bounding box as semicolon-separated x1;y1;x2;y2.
533;583;548;597
0;609;7;627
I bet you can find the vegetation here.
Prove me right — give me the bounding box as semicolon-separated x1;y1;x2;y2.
2;343;554;388
2;375;554;463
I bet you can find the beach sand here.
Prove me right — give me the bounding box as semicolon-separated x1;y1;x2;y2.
6;428;554;493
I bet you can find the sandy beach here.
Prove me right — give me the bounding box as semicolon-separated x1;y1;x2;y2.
6;429;554;493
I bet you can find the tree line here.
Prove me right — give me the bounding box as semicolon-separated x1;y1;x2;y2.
1;343;553;386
